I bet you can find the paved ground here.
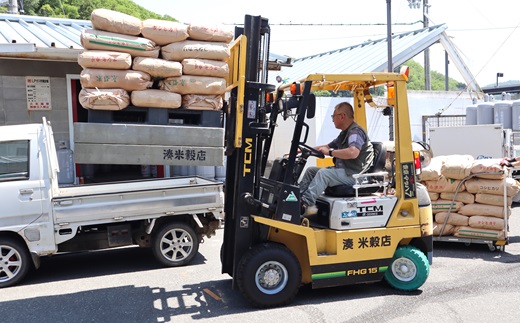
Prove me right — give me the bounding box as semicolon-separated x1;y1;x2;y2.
1;206;519;323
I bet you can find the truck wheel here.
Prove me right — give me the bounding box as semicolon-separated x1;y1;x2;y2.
384;245;429;291
152;223;199;267
0;237;31;288
237;243;301;308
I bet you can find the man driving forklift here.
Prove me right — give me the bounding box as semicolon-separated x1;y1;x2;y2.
300;101;374;216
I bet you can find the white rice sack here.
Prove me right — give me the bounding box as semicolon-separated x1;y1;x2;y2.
181;58;229;78
91;9;142;36
131;89;181;108
474;193;512;207
132;57;182;79
440;158;472;180
141;19;189;45
458;203;506;218
79;88;129;110
80;68;152;91
188;22;234;43
465;177;520;197
419;156;445;181
425;175;465;193
468;216;505;230
182;94;223;110
160;75;226;95
440;192;475;204
78;50;132;70
470;158;504;179
454;226;505;240
431;199;463;214
161;40;230;62
435;212;469;226
81;29;159;58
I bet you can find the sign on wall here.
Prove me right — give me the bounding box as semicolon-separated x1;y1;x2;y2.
26;76;52;110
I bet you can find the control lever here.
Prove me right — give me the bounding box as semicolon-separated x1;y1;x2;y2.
242;193;274;212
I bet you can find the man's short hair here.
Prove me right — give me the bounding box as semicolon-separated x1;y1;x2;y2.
335;102;354;118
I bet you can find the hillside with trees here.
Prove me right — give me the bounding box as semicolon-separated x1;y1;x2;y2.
0;0;176;21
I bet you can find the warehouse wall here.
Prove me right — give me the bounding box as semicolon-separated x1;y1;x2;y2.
0;58;82;144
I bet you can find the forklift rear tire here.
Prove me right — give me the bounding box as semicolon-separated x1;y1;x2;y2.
152;222;199;267
384;245;429;291
237;243;301;308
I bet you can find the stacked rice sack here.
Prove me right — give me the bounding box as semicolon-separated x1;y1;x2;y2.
78;9;233;111
420;155;520;240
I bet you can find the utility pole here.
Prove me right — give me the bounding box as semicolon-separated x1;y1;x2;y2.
423;0;431;90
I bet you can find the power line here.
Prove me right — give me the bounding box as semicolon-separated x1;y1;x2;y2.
226;21;423;26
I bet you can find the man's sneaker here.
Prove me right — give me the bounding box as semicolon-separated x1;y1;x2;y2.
303;205;318;216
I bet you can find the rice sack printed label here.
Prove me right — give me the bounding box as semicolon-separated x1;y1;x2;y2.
80;68;152;91
161;40;230;62
141;19;189;45
475;193;512;207
181;58;229;78
435;212;469;226
431;199;463;214
78;50;132;70
79;88;129;110
470;159;504;179
132;57;182;79
81;29;159;58
433;223;455;236
465;177;520;196
160;75;226;95
182;94;223;110
454;226;505;240
425;175;465;193
91;8;142;36
131;89;181;108
188;22;234;43
440;192;475;204
458;203;506;218
468;215;505;230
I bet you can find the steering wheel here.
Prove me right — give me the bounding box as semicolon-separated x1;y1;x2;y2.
298;143;325;159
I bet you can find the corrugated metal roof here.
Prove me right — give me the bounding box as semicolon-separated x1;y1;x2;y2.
0;14;480;92
0;13;90;60
267;24;447;85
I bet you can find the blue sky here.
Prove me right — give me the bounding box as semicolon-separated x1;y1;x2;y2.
133;0;520;87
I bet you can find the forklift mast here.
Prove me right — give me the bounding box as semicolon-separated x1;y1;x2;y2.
221;14;313;278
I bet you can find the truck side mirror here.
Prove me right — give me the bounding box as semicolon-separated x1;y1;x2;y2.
306;93;316;119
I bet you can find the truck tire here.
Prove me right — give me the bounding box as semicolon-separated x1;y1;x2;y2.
0;237;31;288
384;245;429;291
152;222;199;267
237;243;301;308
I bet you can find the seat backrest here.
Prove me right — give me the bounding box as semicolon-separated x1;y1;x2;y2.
366;141;387;176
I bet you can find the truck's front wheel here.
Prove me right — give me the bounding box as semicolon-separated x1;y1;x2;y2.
152;223;199;267
237;243;301;308
0;237;31;288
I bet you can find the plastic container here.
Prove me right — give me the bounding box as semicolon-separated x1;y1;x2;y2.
465;106;477;125
477;102;494;124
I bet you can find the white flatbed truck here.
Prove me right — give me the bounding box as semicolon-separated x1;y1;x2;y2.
0;118;224;287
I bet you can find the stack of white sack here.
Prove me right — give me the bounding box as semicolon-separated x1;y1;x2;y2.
420;155;520;240
159;22;234;110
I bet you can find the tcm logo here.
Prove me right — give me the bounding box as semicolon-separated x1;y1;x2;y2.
243;138;253;177
358;205;383;217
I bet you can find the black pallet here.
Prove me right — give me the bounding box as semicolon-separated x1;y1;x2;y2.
87;106;223;128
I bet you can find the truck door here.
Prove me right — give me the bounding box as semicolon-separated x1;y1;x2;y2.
0;134;43;230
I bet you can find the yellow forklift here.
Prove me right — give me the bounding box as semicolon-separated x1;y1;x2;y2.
222;15;433;308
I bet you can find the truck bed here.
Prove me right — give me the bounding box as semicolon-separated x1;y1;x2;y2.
53;176;224;226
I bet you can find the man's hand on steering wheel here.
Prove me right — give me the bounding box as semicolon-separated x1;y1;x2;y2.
299;143;325;159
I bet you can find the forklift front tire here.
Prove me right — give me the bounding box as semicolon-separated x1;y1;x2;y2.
384;245;429;291
237;243;301;308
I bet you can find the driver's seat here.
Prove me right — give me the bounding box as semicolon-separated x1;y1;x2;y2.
324;141;387;197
